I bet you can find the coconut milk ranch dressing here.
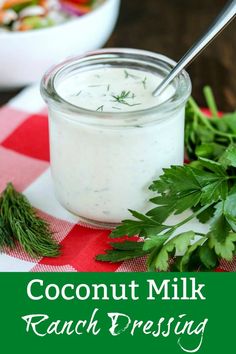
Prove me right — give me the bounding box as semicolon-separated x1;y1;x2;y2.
56;68;174;112
41;49;191;227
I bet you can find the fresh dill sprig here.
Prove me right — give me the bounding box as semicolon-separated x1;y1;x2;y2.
0;216;15;251
0;183;60;258
112;91;141;107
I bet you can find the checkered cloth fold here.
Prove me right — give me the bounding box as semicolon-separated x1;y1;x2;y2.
0;85;235;272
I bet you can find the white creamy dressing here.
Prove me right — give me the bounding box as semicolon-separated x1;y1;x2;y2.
56;67;175;112
50;67;184;225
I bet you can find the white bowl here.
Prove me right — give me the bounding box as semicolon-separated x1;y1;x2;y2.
0;0;120;89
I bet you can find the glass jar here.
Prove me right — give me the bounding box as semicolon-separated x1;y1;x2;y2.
41;48;191;228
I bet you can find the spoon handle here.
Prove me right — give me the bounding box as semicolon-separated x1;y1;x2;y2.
153;0;236;96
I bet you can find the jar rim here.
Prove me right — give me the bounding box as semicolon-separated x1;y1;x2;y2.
41;48;192;123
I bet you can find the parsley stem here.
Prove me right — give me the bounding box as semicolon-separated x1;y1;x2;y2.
189;97;236;141
196;232;206;237
203;86;219;118
168;204;212;233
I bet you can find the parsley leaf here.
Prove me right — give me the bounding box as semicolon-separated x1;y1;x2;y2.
110;210;168;238
219;144;236;168
208;233;236;261
96;241;148;262
154;231;195;271
224;191;236;231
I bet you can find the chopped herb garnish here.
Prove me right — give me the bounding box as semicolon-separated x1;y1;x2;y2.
75;90;82;97
96;105;104;112
113;90;131;101
112;90;141;107
88;84;104;88
142;76;147;89
107;84;110;92
89;84;110;89
112;107;122;110
124;70;140;80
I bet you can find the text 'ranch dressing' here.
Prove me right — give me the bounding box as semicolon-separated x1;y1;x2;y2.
49;66;185;226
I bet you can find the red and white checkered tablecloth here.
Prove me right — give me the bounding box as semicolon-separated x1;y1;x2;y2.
0;85;235;272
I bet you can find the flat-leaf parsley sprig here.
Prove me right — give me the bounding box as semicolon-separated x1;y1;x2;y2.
96;87;236;271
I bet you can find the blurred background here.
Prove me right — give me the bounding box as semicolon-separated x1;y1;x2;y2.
1;0;236;111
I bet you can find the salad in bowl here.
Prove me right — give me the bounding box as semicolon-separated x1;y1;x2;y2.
0;0;120;88
0;0;101;31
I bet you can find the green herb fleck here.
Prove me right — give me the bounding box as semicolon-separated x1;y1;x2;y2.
88;84;104;88
96;105;104;112
124;70;140;80
142;76;147;89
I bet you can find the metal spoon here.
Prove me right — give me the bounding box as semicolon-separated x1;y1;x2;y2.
153;0;236;96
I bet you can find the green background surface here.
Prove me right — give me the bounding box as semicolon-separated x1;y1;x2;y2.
0;273;233;353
